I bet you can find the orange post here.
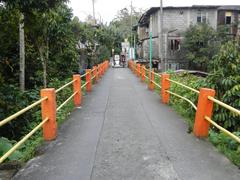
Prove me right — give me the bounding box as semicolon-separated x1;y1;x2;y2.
148;70;155;90
161;74;170;104
97;65;101;78
137;64;141;77
96;66;99;81
102;63;105;75
93;66;97;83
193;88;215;137
73;75;81;106
100;63;103;76
135;63;137;75
41;88;57;141
141;65;145;82
102;63;105;74
86;69;92;92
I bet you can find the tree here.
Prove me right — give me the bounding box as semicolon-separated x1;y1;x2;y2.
110;7;143;40
0;0;68;88
206;40;240;131
183;24;217;71
183;23;233;72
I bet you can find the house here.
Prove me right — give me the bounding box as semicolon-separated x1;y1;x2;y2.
136;5;240;71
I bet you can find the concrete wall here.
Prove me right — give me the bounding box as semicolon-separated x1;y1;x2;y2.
139;8;219;70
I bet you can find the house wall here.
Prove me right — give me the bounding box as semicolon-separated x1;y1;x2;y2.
138;7;239;71
144;8;219;70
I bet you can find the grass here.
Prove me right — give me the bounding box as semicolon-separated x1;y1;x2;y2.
151;72;240;167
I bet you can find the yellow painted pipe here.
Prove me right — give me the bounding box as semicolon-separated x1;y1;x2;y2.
166;90;197;110
56;79;76;93
0;97;48;128
208;96;240;116
57;91;78;112
0;117;49;164
166;78;200;94
205;116;240;143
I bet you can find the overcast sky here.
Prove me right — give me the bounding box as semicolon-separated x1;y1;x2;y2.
68;0;240;23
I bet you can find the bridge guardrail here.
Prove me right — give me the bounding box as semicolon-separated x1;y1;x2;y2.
128;60;240;144
0;60;109;164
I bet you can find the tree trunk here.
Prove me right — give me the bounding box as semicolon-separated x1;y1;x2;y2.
19;13;25;91
39;47;47;88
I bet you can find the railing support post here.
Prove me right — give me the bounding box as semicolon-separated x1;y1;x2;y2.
96;66;99;81
161;74;170;104
148;70;155;90
97;65;101;78
135;63;138;75
40;88;57;141
86;69;92;92
141;65;145;82
137;64;141;77
100;63;103;77
73;74;81;106
193;88;215;137
93;66;97;84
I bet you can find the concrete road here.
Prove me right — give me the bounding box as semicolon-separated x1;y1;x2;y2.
14;68;240;180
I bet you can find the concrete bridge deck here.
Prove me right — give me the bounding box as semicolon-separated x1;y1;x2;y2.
14;68;240;180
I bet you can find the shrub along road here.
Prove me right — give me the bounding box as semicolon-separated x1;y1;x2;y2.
14;68;240;180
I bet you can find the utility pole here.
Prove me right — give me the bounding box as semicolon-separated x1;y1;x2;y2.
158;0;164;72
19;13;25;91
134;34;136;60
92;0;96;25
150;15;153;75
129;1;133;59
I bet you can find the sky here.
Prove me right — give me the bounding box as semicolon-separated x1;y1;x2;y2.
68;0;240;23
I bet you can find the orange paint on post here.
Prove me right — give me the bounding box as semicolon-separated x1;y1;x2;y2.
135;63;138;75
141;65;146;82
73;75;81;106
137;64;141;77
148;70;155;90
193;88;215;137
86;69;92;92
40;88;57;141
97;65;101;78
161;74;170;104
96;66;99;81
93;66;97;84
100;63;103;77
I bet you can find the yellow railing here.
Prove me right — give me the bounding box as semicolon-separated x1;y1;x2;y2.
0;60;109;164
56;91;78;112
167;78;200;94
166;90;197;110
204;116;240;143
208;96;240;116
56;80;76;93
128;60;240;144
0;97;48;128
0;117;49;164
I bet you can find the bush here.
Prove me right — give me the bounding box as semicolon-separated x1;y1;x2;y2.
0;77;77;163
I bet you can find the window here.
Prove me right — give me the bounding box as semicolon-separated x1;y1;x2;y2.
225;12;232;24
197;10;207;23
170;39;181;51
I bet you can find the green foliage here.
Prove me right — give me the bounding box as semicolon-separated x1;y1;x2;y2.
0;78;77;162
0;1;139;165
159;73;240;166
110;7;143;40
166;73;205;130
0;137;23;161
184;24;217;71
206;41;240;131
183;24;232;72
209;130;240;167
